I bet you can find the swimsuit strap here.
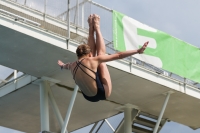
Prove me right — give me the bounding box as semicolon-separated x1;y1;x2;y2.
73;58;84;80
72;64;79;81
78;62;96;73
73;58;96;81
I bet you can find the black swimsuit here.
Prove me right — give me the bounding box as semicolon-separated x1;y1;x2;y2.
73;59;106;102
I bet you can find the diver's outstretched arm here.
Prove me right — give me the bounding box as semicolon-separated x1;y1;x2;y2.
94;41;149;63
57;60;71;70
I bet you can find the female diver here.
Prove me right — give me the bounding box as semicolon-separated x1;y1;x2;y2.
58;14;148;102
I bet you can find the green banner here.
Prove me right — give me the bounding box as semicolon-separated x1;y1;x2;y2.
113;10;200;83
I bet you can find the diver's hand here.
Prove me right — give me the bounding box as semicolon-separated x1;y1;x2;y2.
137;41;149;54
58;60;65;68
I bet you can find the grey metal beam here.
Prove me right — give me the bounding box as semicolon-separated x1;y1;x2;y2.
153;91;173;133
48;85;64;128
89;122;98;133
40;81;50;131
95;120;105;133
105;119;115;132
61;85;79;133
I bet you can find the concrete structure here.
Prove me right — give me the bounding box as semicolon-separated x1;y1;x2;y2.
0;0;200;133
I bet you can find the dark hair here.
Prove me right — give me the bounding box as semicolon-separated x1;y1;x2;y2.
76;44;91;58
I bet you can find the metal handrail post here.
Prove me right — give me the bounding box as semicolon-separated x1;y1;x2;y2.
81;2;84;28
14;70;17;89
74;0;79;25
77;0;79;26
14;70;17;79
44;0;47;21
67;0;70;39
61;85;79;133
24;0;27;5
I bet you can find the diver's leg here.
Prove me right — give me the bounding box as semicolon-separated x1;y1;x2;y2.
93;15;105;55
93;14;112;98
87;14;96;56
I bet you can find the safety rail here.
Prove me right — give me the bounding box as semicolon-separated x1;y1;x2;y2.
1;0;200;89
0;74;37;98
0;9;41;26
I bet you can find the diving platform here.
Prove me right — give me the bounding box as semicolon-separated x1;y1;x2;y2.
0;0;200;133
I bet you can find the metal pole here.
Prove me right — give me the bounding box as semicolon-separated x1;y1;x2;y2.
77;0;79;26
124;107;132;133
89;1;112;12
40;81;50;131
24;0;27;5
81;3;84;28
89;122;98;133
61;85;79;133
14;70;17;79
74;0;79;24
95;120;105;133
130;56;133;72
67;0;70;40
105;119;115;132
14;70;17;89
48;85;64;128
44;0;47;21
153;92;171;133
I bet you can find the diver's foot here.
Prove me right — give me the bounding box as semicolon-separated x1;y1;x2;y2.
88;14;94;28
93;14;100;31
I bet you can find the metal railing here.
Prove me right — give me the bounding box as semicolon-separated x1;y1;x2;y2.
0;73;25;88
3;0;200;89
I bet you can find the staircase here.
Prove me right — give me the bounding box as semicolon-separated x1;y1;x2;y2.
132;112;167;133
115;111;167;133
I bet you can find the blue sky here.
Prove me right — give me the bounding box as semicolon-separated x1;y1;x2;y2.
0;126;24;133
94;0;200;47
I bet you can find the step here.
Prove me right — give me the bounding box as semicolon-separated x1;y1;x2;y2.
41;131;56;133
134;116;157;128
138;112;158;121
132;125;153;133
